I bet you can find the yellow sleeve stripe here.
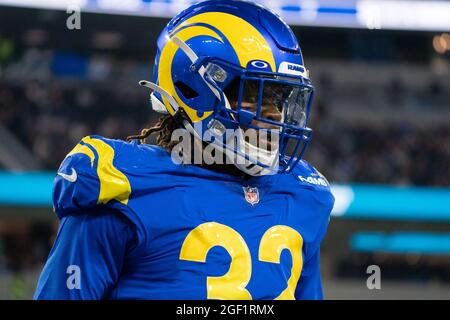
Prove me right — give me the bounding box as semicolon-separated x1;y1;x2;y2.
83;137;131;206
65;143;95;167
65;137;132;206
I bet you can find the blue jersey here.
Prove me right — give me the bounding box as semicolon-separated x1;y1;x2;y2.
34;135;334;300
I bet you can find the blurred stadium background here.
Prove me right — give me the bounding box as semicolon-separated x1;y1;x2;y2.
0;0;449;299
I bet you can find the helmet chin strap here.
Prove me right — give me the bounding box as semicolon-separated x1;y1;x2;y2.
139;80;179;112
235;128;279;176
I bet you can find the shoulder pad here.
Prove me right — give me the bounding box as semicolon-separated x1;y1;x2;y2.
292;160;332;191
290;160;335;217
291;160;335;234
53;136;132;218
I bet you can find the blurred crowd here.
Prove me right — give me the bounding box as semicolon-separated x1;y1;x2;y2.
0;49;449;185
307;105;450;186
0;79;449;186
0;79;157;170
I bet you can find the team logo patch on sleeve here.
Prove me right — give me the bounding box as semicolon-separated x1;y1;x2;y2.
243;186;260;205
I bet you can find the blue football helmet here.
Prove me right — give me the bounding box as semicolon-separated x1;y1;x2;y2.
140;0;314;176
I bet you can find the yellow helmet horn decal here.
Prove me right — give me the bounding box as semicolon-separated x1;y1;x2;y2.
157;12;276;122
158;26;222;121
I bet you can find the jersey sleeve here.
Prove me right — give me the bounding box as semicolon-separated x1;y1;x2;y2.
296;191;333;300
53;135;132;218
291;161;334;300
295;247;324;300
34;207;136;300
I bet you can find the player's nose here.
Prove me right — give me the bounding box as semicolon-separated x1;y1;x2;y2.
251;104;282;130
261;103;282;122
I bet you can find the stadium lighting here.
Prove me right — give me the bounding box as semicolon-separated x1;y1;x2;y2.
357;1;450;31
0;0;87;10
433;33;450;54
1;0;450;31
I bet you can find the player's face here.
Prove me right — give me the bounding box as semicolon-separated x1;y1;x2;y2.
240;82;283;128
226;79;283;127
226;78;310;127
225;78;297;151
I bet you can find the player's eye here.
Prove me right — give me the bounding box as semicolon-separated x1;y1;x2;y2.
242;80;259;105
246;96;258;104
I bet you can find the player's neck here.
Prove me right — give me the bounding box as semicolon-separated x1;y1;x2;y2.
198;162;252;181
179;138;253;181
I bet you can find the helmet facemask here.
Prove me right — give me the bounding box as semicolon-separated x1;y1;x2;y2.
201;59;314;176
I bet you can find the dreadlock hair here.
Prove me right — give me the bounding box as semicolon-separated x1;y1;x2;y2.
126;114;179;151
127;113;251;179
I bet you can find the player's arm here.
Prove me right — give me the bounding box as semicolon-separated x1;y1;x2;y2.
294;247;324;300
295;210;332;300
34;207;136;300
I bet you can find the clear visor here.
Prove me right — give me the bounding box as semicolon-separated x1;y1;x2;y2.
228;78;312;128
223;77;312;156
203;63;314;173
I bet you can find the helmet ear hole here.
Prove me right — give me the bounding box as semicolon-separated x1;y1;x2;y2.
175;81;199;99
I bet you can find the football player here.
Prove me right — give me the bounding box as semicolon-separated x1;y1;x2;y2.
34;0;334;300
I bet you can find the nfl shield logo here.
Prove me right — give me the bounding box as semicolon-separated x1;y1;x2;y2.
243;186;259;205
